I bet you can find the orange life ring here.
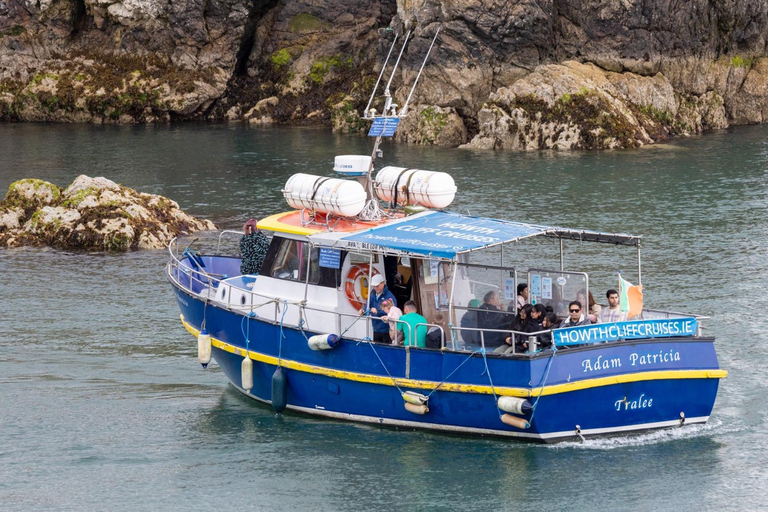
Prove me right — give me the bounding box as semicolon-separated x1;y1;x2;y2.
345;265;380;311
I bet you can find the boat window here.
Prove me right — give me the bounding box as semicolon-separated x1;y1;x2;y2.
261;236;343;288
411;258;454;328
452;262;519;312
527;269;588;317
349;252;379;265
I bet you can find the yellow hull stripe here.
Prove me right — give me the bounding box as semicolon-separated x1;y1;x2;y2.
182;316;726;398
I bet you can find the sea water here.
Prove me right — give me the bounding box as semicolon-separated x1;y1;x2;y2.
0;123;766;511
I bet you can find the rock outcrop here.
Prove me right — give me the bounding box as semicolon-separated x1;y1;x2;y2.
2;0;768;150
0;175;216;251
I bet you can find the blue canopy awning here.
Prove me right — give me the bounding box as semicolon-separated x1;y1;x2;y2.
337;211;546;259
307;211;641;259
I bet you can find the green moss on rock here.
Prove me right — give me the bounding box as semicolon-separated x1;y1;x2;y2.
288;13;333;33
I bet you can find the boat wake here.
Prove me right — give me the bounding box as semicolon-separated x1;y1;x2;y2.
548;417;738;450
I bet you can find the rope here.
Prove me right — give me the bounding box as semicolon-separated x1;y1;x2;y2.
339;308;369;338
364;340;405;395
277;300;288;366
240;314;251;357
527;346;558;426
479;348;503;418
201;294;208;332
425;348;482;399
295;302;312;343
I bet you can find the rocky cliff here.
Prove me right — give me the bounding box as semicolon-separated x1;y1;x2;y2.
1;0;767;150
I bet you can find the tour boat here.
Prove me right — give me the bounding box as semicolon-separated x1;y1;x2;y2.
165;31;726;441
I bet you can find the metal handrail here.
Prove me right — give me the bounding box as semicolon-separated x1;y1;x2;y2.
216;230;244;255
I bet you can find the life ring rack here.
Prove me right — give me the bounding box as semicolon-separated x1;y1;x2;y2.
345;265;380;311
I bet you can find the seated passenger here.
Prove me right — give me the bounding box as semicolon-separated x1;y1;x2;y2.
426;312;449;349
537;312;558;350
380;299;404;345
506;283;529;313
560;300;591;328
588;291;601;323
516;305;548;352
398;300;428;348
478;290;509;348
460;298;482;345
599;289;626;323
496;304;532;354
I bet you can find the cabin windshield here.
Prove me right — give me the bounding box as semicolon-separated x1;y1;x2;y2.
262;236;344;288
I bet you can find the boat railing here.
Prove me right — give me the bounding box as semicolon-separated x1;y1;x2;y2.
215;230;244;255
168;239;708;352
452;325;545;355
166;247;453;348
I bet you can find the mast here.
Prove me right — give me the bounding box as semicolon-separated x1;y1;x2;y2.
357;27;441;221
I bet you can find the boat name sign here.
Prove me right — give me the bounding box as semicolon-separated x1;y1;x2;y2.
555;317;697;347
581;349;682;373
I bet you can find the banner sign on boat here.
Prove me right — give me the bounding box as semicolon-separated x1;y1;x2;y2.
368;117;401;137
318;248;342;269
554;318;699;347
339;211;545;259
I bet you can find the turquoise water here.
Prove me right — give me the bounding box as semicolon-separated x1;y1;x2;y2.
1;123;766;510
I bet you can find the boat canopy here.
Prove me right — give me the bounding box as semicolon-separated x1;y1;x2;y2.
307;211;641;260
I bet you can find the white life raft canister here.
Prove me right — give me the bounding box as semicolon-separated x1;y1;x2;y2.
374;166;456;209
283;173;367;217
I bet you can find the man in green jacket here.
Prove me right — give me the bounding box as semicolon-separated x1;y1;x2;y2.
398;300;428;348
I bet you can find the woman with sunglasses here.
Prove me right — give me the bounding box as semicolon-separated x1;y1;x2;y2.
559;300;592;328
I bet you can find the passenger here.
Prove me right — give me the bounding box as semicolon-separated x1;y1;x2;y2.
496;304;532;354
478;290;508;348
380;299;404;345
527;304;546;332
507;283;529;313
588;291;601;322
518;304;547;352
517;283;529;310
537;312;558;350
519;303;546;351
599;289;626;323
240;218;270;275
460;298;482;346
359;273;397;344
426;312;449;349
576;290;588;314
560;300;591;328
398;300;428;348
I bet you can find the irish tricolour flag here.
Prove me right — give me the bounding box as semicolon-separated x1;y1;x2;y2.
619;273;643;318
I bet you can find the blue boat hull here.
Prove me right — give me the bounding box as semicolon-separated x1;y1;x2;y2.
171;284;724;442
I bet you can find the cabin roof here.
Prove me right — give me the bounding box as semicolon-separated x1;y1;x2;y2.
258;210;390;236
301;210;641;259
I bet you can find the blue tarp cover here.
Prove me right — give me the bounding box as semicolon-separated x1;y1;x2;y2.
340;211;546;259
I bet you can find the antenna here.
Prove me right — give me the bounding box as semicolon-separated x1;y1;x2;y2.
357;27;441;221
400;27;440;116
381;30;410;116
363;32;399;119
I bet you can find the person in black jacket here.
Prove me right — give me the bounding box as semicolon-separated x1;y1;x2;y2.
495;304;532;354
477;290;509;348
537;312;558;350
518;303;546;352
